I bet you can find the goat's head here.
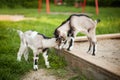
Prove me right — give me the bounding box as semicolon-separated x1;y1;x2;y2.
56;36;66;49
54;30;67;49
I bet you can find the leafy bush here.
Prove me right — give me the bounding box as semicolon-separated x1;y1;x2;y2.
64;0;120;7
0;0;38;8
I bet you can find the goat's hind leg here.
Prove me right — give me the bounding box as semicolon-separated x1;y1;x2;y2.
87;39;96;56
87;28;97;56
17;43;27;61
87;37;92;54
91;35;97;56
24;48;29;62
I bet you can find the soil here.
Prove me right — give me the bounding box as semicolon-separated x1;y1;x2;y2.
74;39;120;66
21;68;76;80
21;69;61;80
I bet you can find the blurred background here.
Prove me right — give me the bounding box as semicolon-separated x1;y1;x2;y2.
0;0;120;80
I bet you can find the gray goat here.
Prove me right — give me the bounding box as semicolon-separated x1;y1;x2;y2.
54;14;100;55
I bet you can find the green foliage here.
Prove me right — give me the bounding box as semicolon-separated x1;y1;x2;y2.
0;0;120;8
64;0;76;6
64;0;120;7
48;49;67;69
98;0;120;7
0;0;38;8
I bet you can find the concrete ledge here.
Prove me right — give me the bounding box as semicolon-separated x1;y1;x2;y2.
57;33;120;80
59;50;120;80
75;33;120;42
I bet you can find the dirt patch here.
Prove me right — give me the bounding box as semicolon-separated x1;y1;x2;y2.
21;68;77;80
74;39;120;66
22;69;57;80
0;15;35;21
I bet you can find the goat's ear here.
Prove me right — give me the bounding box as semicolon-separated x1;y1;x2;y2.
54;30;60;38
56;37;60;42
62;33;66;40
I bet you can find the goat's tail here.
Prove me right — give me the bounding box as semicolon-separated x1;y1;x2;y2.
17;30;24;39
17;30;26;45
95;19;101;24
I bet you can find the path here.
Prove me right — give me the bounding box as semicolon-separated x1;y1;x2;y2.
0;15;35;21
22;69;59;80
21;68;76;80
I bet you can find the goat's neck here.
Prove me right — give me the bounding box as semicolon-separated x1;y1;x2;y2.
42;38;57;48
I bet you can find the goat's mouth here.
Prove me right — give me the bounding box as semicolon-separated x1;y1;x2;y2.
58;41;65;50
56;37;66;50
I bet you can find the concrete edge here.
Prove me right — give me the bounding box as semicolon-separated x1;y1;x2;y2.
75;33;120;42
68;50;120;77
56;33;120;79
58;49;120;80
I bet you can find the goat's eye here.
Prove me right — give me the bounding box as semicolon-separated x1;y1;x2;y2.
60;36;65;41
63;38;65;41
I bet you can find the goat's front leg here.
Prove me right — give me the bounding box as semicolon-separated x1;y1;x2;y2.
42;49;50;68
67;37;74;51
63;39;69;49
33;51;39;70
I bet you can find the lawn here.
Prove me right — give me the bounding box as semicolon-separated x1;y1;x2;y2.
0;4;120;80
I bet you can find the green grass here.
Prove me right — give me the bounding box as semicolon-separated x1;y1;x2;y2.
0;4;120;80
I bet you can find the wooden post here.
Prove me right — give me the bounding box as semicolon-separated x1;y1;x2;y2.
54;0;57;5
95;0;99;15
38;0;42;13
82;0;86;13
46;0;50;14
60;0;63;4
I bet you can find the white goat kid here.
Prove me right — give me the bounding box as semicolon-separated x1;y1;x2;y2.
17;30;59;70
54;14;100;56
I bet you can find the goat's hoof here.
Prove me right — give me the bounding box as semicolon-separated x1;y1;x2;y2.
17;59;21;62
92;54;95;56
34;68;38;71
67;49;70;51
46;65;51;68
67;48;72;51
33;65;38;71
17;58;21;62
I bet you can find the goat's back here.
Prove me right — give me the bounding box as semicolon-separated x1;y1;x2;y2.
70;16;96;30
24;31;44;49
